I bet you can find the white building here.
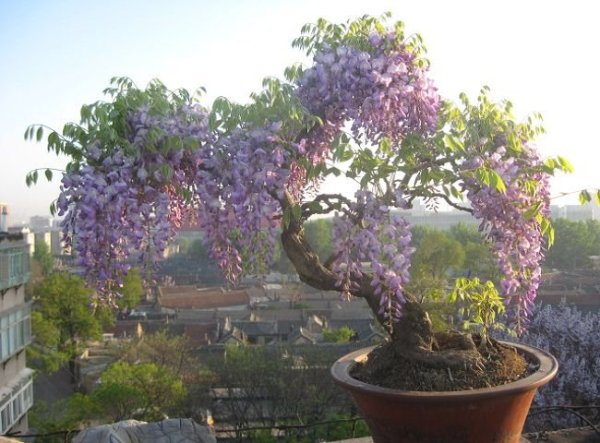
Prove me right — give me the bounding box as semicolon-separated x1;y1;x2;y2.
0;204;8;232
0;232;33;435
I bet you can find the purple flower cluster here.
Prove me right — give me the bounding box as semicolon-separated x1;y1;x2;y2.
463;145;551;333
57;105;211;296
331;191;414;322
296;31;440;162
194;124;290;285
499;304;600;431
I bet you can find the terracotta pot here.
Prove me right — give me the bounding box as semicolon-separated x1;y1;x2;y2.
331;342;558;443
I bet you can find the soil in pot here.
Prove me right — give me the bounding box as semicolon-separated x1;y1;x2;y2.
351;333;530;391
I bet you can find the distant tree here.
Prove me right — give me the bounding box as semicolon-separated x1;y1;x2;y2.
116;268;144;310
120;330;198;378
33;240;53;276
28;272;102;378
461;241;498;281
322;326;355;343
304;218;333;261
159;238;225;284
90;361;186;422
447;223;498;280
448;222;482;245
207;345;353;439
29;395;95;443
408;228;465;302
176;236;191;254
544;219;597;270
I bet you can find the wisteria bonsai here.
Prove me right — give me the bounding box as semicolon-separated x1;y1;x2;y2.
27;14;571;387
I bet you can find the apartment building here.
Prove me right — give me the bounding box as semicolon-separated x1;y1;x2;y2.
0;232;33;435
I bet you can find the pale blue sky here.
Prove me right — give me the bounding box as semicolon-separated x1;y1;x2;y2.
1;0;598;224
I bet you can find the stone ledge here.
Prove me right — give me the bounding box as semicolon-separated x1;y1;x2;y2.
72;419;216;443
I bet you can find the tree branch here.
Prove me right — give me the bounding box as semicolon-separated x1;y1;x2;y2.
300;193;354;218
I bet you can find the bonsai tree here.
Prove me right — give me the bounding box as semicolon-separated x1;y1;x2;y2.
27;14;570;388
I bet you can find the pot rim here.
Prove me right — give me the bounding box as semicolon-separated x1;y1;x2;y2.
331;341;558;402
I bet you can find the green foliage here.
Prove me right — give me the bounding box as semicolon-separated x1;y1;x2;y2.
209;345;353;436
448;223;498;281
91;361;186;422
28;272;102;374
121;329;199;378
29;395;95;443
448;223;482;245
450;277;509;340
24;77;201;197
322;326;355;343
33;240;53;276
117;268;144;310
545;218;600;270
408;228;465;302
304;218;333;261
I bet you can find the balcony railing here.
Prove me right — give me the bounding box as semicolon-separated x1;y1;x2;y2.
0;368;34;435
0;245;30;291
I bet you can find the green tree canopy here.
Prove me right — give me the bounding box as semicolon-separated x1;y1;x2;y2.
545;219;600;270
33;240;53;276
116;268;144;310
29;272;102;376
90;361;186;422
322;326;355;343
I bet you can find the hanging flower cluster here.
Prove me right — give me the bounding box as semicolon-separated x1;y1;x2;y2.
294;30;440;316
462;145;551;332
296;31;440;165
194;123;290;285
331;191;415;323
57;104;211;295
44;16;560;332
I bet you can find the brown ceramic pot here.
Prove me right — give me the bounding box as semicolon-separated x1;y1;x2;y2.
331;342;558;443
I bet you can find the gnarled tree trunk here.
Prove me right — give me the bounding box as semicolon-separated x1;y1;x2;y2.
280;209;483;370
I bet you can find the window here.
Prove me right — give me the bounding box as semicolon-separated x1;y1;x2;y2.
0;304;32;363
0;246;30;290
0;371;33;434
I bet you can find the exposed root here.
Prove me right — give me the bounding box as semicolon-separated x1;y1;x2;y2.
351;331;528;391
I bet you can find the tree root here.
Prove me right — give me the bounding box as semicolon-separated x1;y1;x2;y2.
392;331;487;371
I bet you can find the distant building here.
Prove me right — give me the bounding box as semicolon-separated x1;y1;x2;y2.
6;227;34;257
34;231;52;252
158;285;250;310
550;203;600;222
0;204;8;232
28;215;52;233
395;201;478;230
0;231;34;434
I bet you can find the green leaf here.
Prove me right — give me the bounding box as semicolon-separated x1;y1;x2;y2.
556;156;574;173
45;169;53;181
579;190;592;205
443;135;464;152
291;204;302;221
36;126;43;142
489;170;506;193
282;209;291;229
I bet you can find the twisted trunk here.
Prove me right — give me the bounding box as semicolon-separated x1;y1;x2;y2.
280;199;483;370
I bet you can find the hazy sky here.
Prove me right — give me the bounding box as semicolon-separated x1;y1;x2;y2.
1;0;598;224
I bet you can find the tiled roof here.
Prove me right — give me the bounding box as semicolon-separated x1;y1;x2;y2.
184;323;217;346
158;286;250;309
0;231;24;243
232;321;278;336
